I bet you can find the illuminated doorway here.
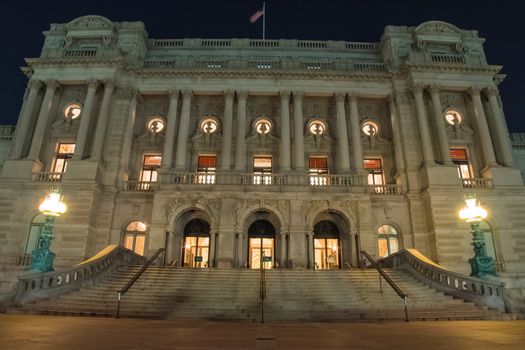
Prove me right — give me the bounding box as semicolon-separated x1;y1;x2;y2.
313;221;340;269
248;220;275;269
182;219;210;268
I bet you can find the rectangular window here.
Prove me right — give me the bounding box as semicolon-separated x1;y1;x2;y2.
197;155;217;184
141;155;162;182
364;158;384;185
253;157;272;185
52;143;75;173
450;148;472;179
309;157;328;185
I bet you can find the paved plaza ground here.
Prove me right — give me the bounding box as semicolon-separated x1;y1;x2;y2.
0;315;524;349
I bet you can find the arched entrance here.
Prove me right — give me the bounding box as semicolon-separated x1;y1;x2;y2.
248;220;276;269
182;219;210;268
313;221;341;269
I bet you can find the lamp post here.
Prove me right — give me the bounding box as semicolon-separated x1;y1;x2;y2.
27;188;67;273
458;194;496;278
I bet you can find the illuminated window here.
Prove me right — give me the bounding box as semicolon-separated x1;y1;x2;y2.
377;225;399;258
52;143;75;174
309;157;328;185
445;110;463;126
253;157;272;185
361;120;379;136
147;117;165;134
197;155;217;184
255;118;272;135
123;221;147;256
308;120;326;135
450;148;472;179
364;158;384;185
141;155;162;182
64;103;82;119
183;219;210;268
200;118;218;134
24;214;46;255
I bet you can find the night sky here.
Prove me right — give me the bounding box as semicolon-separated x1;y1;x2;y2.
1;0;523;131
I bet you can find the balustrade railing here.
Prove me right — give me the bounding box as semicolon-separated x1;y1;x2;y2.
64;48;98;58
14;245;145;304
123;181;154;192
430;53;466;64
462;178;493;189
379;249;506;312
368;184;402;195
31;172;64;183
510;133;525;148
0;125;15;140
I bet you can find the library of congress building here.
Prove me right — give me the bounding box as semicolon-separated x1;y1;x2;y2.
1;15;524;301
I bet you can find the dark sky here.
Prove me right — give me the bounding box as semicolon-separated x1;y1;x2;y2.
1;0;523;131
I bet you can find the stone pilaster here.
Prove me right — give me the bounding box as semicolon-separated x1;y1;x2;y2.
161;90;180;169
175;90;193;170
335;92;351;172
470;87;497;169
90;80;115;161
234;91;248;171
292;92;305;171
220;90;234;170
74;80;99;159
280;91;291;171
348;93;364;172
429;85;452;165
28;80;59;161
412;85;435;165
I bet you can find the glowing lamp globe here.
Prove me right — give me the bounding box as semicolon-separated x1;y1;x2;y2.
459;196;487;223
39;190;67;217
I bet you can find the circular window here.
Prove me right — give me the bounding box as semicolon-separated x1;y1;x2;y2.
361;120;379;136
200;118;219;134
147;117;165;134
308;120;326;135
64;103;82;119
255;118;272;135
445;110;463;126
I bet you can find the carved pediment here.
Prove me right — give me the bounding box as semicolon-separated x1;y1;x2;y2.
415;21;462;35
66;15;114;31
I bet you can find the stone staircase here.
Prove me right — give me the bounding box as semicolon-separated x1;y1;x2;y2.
8;266;512;321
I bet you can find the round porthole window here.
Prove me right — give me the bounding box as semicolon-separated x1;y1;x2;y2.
64;103;82;119
255;118;272;135
445;110;463;126
147;117;165;134
308;120;326;135
200;118;219;134
361;120;379;136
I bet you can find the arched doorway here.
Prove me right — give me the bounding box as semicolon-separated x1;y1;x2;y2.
248;220;276;269
313;221;341;269
182;219;210;268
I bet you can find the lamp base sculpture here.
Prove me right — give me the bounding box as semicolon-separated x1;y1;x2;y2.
27;216;56;273
468;221;496;278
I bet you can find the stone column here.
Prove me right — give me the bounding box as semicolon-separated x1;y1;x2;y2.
174;90;193;170
236;232;244;267
173;232;183;267
234;91;248;171
209;231;217;268
293;92;305;171
348;93;364;172
429;86;452;165
388;95;408;190
73;80;99;159
486;88;514;167
412;85;435;165
28;80;59;161
10;80;42;159
118;89;138;176
90;80;115;160
280;91;291;171
280;232;287;267
161;90;180;169
220;90;234;170
470;88;497;168
307;232;315;269
335;93;351;172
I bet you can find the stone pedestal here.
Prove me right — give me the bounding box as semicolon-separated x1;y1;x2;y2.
1;159;43;180
216;229;235;268
62;161;100;182
424;165;462;187
482;167;524;187
288;230;307;269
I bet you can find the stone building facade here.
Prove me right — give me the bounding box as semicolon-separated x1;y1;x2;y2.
1;16;524;287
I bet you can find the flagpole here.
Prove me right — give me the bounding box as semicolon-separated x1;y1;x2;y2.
262;2;266;40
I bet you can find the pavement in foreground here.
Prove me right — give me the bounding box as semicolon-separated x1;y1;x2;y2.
1;314;524;350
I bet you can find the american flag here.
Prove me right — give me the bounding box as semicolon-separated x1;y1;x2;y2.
250;8;265;23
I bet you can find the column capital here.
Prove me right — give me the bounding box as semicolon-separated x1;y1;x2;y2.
224;89;235;99
335;92;347;102
168;89;180;98
485;87;499;97
411;83;425;95
28;80;43;90
87;79;100;90
428;84;441;95
102;79;115;90
44;79;59;90
236;90;248;101
279;90;290;101
292;91;304;100
348;91;359;101
469;86;482;97
181;89;193;99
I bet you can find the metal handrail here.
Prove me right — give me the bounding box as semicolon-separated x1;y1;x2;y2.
260;264;266;323
361;250;409;322
116;248;165;318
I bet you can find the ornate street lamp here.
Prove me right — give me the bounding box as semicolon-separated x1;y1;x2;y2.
458;194;496;278
27;188;67;273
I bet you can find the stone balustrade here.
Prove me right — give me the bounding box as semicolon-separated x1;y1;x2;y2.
430;53;466;64
0;125;15;140
123;181;154;192
379;249;506;312
31;172;64;183
367;184;402;195
510;133;525;148
14;245;145;304
462;177;493;189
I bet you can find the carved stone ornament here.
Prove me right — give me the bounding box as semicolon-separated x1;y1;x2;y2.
66;15;114;31
164;198;182;225
414;21;462;35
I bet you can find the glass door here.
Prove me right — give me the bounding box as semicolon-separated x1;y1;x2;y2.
183;236;209;268
249;237;274;269
314;238;340;269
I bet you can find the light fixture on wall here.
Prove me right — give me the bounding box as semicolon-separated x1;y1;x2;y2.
27;188;67;273
458;194;496;278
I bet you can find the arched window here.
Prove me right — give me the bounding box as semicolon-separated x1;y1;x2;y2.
123;221;147;256
377;224;399;258
480;221;497;260
24;214;46;255
183;219;211;268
